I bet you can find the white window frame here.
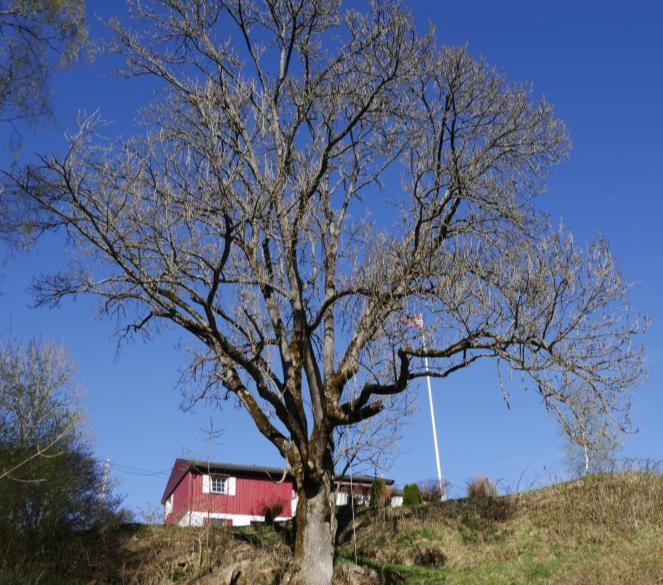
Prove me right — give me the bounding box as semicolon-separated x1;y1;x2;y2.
210;474;229;494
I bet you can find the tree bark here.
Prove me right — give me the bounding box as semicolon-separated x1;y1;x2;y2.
284;470;336;585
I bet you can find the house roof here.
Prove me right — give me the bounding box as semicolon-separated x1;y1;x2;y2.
334;475;394;486
188;459;290;478
161;458;394;503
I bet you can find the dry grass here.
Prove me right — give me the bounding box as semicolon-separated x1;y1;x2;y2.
337;469;663;584
1;522;291;585
3;470;661;584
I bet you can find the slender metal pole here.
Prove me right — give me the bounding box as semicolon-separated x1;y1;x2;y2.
99;457;110;515
101;458;110;501
422;333;446;501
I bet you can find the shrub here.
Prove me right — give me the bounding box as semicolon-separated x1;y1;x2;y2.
466;476;497;498
419;479;445;502
402;483;422;506
263;502;284;525
369;478;387;508
413;546;447;568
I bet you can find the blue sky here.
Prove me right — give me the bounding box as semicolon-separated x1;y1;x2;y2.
1;0;662;514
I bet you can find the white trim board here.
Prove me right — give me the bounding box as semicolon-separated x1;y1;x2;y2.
178;511;291;527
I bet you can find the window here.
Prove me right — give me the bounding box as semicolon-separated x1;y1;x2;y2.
202;474;235;495
210;474;228;494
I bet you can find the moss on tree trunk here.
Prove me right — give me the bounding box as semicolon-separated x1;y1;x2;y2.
284;471;336;585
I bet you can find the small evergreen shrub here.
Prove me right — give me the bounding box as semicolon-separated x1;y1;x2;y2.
402;483;422;505
466;476;497;498
369;478;387;508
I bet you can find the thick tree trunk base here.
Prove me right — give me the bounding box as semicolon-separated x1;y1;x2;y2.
282;475;336;585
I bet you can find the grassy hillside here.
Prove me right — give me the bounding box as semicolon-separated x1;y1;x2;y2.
336;471;663;584
3;472;662;584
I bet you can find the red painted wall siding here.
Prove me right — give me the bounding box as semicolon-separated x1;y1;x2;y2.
165;470;295;524
164;470;194;525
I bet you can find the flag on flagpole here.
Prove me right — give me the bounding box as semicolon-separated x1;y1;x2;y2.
401;314;424;329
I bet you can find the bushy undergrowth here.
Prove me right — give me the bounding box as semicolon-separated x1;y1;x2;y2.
1;523;292;585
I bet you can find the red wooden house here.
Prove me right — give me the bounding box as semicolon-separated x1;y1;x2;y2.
161;459;395;527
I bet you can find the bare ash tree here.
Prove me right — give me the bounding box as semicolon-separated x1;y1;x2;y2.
562;401;625;477
0;339;124;563
0;0;87;253
0;339;80;483
0;0;87;128
4;1;645;583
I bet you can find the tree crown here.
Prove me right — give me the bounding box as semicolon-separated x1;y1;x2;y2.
5;0;646;483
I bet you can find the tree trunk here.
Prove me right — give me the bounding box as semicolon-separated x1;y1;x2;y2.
283;470;336;585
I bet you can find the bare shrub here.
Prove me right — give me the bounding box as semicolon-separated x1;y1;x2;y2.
140;503;165;525
419;479;445;502
466;476;498;498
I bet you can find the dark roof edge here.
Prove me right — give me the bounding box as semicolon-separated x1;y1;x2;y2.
335;475;395;485
189;460;289;478
163;459;394;491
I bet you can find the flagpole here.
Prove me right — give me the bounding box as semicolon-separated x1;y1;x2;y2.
421;329;446;501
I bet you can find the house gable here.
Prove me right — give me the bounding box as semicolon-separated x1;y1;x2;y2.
163;459;296;526
162;459;398;526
